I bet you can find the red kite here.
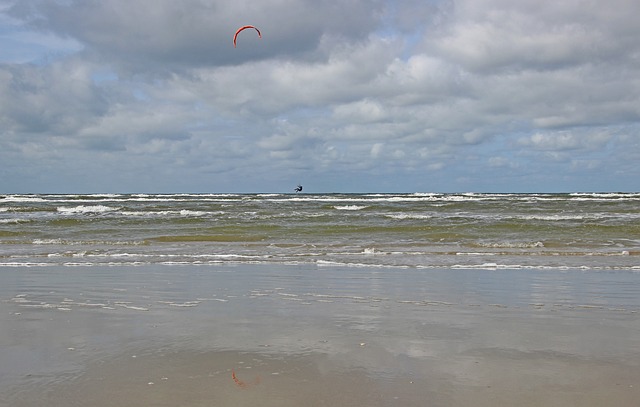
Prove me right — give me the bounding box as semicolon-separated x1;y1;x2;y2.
233;25;262;48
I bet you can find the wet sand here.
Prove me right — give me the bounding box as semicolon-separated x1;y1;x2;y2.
1;264;639;406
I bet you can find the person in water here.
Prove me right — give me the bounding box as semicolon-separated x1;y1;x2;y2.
295;185;303;192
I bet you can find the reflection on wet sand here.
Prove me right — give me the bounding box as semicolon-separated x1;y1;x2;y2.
1;264;639;406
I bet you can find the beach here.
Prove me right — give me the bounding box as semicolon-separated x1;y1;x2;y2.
1;193;639;405
1;263;639;406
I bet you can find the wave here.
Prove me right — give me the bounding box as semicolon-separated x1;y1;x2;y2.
385;213;432;220
2;253;638;270
57;205;119;214
473;241;545;249
3;193;638;273
119;209;214;217
570;192;640;199
0;218;31;224
4;192;640;206
32;238;146;246
149;234;266;243
333;205;368;211
0;195;46;203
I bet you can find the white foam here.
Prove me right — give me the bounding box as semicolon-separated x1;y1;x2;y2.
116;304;149;311
1;195;46;202
385;213;432;220
476;241;545;249
0;262;51;267
57;205;118;214
333;205;367;210
0;218;29;224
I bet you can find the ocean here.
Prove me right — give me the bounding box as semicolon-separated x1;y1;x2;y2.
1;192;638;270
2;192;640;406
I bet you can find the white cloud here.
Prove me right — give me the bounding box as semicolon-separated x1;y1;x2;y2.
518;132;613;151
370;142;384;158
1;0;639;192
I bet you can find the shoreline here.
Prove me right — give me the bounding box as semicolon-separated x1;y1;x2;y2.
1;264;639;406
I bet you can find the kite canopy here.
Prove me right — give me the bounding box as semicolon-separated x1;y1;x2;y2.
233;25;262;47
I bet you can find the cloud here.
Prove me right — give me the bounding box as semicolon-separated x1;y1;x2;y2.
425;0;640;72
1;0;639;192
6;0;384;71
518;131;613;151
0;59;108;136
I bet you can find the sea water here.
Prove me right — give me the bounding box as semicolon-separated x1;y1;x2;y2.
2;193;640;406
1;192;638;270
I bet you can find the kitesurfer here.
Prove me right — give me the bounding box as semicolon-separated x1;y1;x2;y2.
295;185;303;193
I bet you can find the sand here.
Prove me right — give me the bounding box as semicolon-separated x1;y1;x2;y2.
1;264;639;406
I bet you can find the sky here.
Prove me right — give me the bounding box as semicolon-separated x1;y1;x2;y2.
1;0;639;193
